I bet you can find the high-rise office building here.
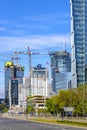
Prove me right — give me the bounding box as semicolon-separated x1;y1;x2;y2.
70;0;87;87
30;64;49;111
31;64;49;97
49;50;71;93
5;61;24;107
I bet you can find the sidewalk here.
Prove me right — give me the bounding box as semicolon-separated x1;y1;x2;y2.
1;113;87;123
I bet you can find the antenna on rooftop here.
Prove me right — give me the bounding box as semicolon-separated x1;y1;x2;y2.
63;42;66;52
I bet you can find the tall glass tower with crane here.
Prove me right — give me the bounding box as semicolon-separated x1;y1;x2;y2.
49;50;71;93
70;0;87;88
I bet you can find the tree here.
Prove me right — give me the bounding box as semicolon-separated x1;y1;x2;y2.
46;84;87;117
0;103;8;113
37;108;47;116
25;105;35;114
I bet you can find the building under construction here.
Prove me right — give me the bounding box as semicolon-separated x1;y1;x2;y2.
4;61;24;107
27;64;49;113
31;64;49;97
49;50;71;93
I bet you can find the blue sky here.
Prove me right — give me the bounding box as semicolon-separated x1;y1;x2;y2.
0;0;71;98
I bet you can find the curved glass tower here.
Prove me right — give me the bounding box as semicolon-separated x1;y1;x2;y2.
49;51;71;93
70;0;87;88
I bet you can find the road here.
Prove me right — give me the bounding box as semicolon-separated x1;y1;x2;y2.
0;117;86;130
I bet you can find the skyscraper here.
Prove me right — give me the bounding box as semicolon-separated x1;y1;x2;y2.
49;50;71;93
70;0;87;87
31;64;49;97
5;61;24;107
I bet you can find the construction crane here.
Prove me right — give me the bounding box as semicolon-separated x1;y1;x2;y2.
11;54;21;65
14;46;40;97
14;46;40;75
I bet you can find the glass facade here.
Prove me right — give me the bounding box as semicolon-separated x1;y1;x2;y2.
70;0;87;87
55;73;71;92
5;62;24;107
49;51;71;93
11;80;18;105
5;66;14;106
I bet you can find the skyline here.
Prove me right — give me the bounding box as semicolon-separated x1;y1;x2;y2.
0;0;71;98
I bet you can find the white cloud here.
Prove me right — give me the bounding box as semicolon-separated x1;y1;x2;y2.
0;27;6;31
0;34;70;53
10;30;25;35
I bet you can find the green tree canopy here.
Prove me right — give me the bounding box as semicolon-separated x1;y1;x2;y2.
46;84;87;116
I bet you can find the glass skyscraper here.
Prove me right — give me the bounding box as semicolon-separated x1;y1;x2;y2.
70;0;87;88
49;51;71;93
5;61;24;107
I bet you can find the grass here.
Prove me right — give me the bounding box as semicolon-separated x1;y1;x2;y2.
29;117;87;128
57;120;87;127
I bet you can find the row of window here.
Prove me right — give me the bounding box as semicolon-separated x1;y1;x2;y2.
72;1;83;5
